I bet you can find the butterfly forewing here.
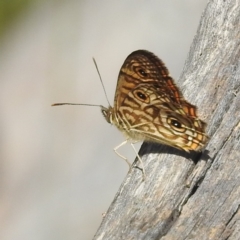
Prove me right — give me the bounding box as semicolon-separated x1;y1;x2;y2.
107;50;208;152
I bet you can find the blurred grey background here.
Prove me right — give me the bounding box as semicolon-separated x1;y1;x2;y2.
0;1;208;239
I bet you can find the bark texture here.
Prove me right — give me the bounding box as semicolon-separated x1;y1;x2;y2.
94;0;240;239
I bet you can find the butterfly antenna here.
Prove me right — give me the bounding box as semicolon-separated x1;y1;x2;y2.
52;103;102;107
93;58;111;106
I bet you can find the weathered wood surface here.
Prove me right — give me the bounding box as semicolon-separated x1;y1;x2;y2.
93;0;240;239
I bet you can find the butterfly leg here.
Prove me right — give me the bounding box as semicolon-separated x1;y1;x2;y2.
130;142;146;180
114;140;146;180
114;140;132;168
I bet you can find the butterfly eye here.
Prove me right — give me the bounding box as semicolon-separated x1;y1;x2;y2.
101;109;111;123
167;117;185;132
102;109;107;117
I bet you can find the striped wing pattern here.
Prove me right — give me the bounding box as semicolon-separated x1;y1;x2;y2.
104;50;208;151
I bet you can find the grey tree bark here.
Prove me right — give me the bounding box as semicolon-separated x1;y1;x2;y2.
93;0;240;239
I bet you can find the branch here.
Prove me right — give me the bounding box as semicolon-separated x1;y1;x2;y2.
94;0;240;239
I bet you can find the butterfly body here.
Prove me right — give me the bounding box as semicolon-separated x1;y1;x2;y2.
101;50;208;152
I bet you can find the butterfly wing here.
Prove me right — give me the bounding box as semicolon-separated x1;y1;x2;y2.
114;50;183;109
113;50;208;151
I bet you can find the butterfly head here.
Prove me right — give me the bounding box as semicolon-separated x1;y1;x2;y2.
101;106;114;124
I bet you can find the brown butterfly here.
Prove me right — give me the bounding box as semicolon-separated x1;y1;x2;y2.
53;50;208;158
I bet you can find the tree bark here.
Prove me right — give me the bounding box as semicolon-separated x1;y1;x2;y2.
93;0;240;239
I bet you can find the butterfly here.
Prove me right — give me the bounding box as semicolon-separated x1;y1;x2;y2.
101;50;208;152
52;50;208;168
